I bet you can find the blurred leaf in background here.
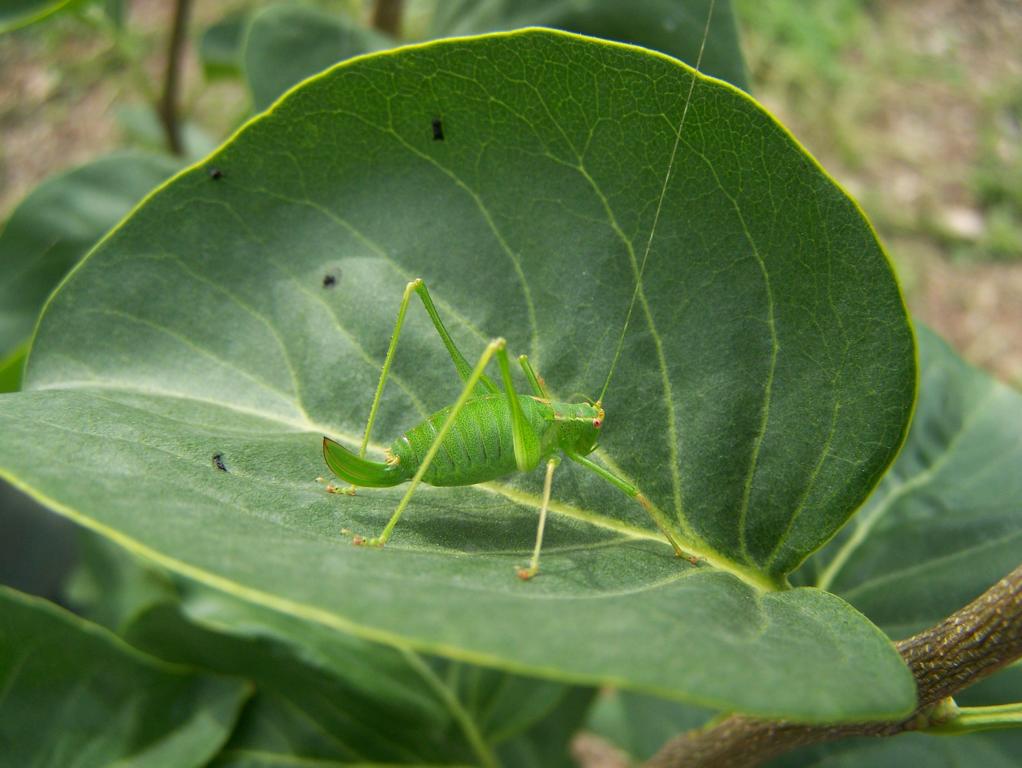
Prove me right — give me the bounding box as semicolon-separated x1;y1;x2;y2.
65;532;593;767
198;9;248;81
0;586;249;768
0;151;178;392
241;4;391;111
0;0;78;34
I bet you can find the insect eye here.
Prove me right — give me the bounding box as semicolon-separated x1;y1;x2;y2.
592;418;602;428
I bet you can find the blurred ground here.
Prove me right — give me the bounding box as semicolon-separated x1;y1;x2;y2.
1;0;1019;383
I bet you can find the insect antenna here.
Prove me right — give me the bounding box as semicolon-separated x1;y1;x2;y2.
597;0;718;405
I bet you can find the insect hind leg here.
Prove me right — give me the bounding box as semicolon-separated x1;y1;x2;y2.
362;337;509;547
411;280;499;396
565;450;698;563
357;279;498;465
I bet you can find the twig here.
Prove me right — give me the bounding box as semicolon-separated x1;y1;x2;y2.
371;0;403;37
646;563;1022;768
158;0;192;156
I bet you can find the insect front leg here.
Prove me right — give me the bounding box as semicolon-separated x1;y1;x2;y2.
347;278;498;494
496;344;543;472
517;354;550;398
517;456;560;580
565;451;699;564
410;279;499;396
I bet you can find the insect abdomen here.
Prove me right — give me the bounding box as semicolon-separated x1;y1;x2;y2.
391;395;554;486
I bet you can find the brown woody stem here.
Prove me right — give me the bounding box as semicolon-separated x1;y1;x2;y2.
371;0;403;36
158;0;192;156
645;563;1022;768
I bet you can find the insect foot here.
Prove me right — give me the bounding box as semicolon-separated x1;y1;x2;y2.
352;535;386;548
667;540;700;565
321;480;357;496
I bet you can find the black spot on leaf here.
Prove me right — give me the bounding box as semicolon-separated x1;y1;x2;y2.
212;453;228;472
432;118;444;141
322;273;337;288
207;167;225;180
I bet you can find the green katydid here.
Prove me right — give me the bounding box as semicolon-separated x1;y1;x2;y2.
322;2;720;579
322;279;693;579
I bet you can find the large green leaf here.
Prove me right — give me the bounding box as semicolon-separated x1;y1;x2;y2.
0;586;248;767
0;151;179;391
427;0;748;90
804;326;1022;638
0;30;915;720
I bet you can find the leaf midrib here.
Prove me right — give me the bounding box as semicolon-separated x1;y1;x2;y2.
19;380;665;548
21;375;784;590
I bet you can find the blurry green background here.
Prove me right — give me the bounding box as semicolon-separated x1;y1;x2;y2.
2;0;1019;387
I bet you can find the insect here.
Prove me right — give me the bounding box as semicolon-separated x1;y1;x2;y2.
323;3;718;579
323;279;691;579
431;118;444;141
212;452;228;472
